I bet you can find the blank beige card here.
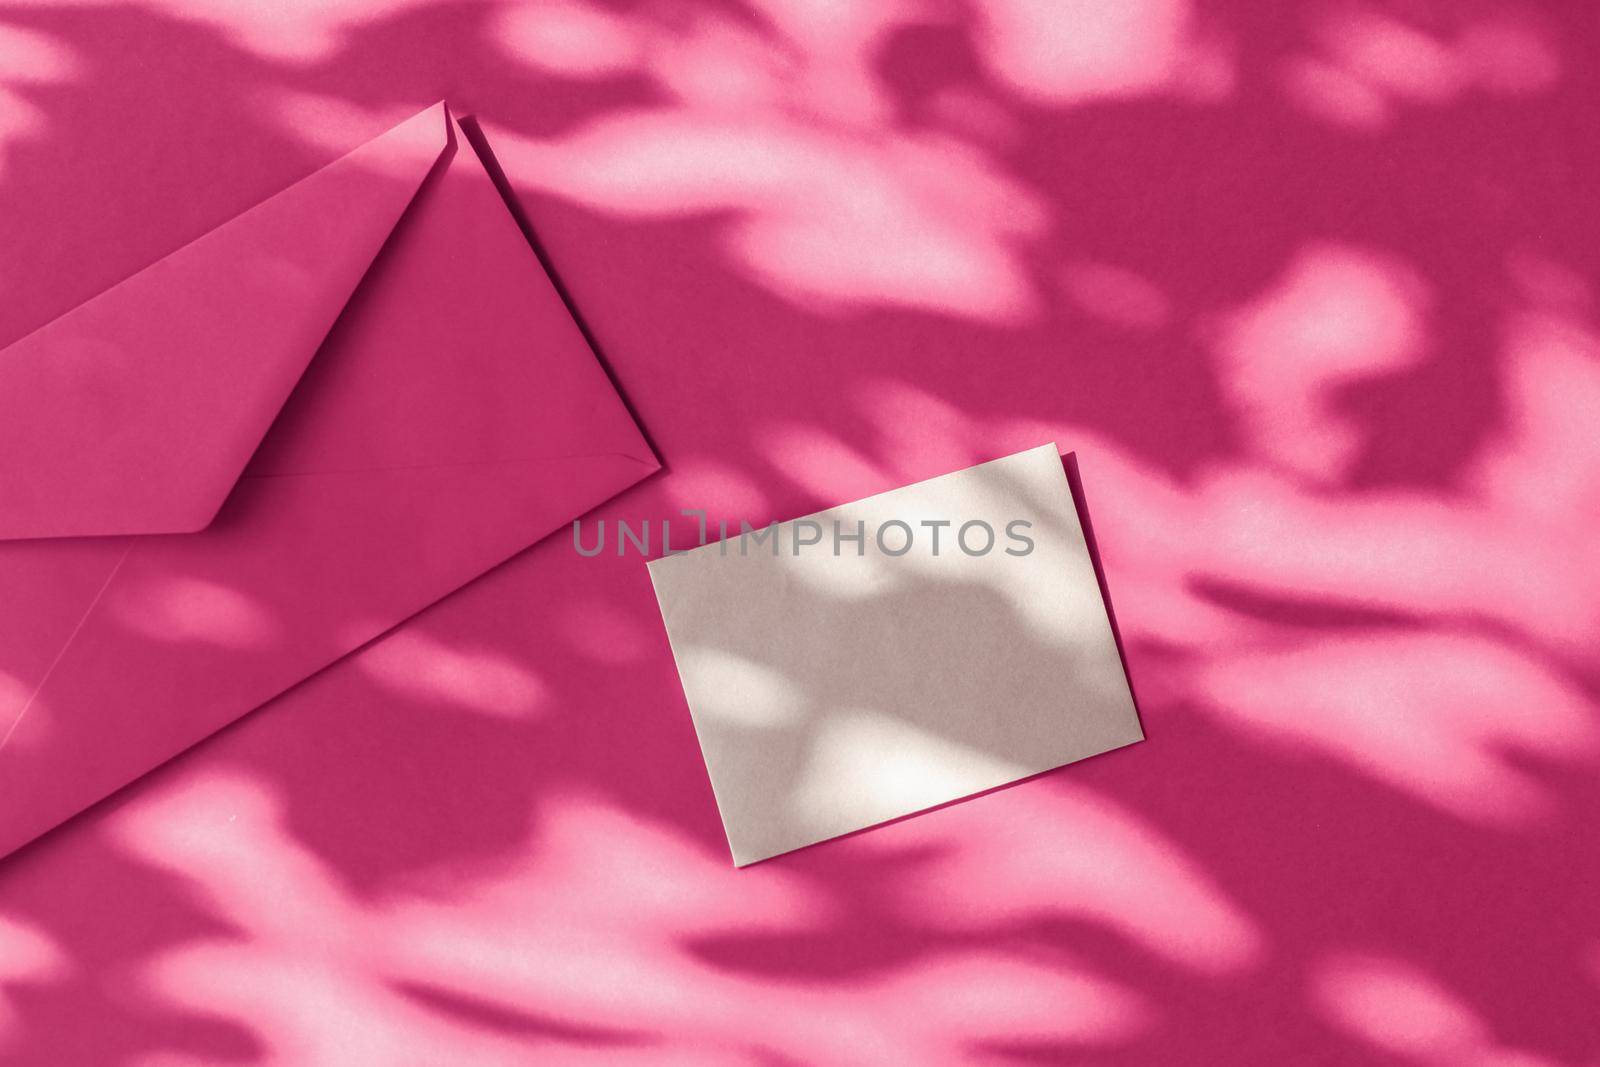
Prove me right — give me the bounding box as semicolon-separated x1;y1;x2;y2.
647;443;1143;865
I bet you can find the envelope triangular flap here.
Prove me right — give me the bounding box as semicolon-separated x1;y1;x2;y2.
0;104;450;541
237;117;652;486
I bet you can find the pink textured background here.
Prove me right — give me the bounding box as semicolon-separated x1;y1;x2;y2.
0;2;1596;1064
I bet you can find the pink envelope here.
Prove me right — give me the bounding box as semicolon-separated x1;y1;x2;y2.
0;103;657;859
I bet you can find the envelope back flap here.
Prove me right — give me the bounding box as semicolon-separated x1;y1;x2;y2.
0;104;449;541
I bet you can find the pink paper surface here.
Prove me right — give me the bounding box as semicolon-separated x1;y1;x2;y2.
0;4;1597;1066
